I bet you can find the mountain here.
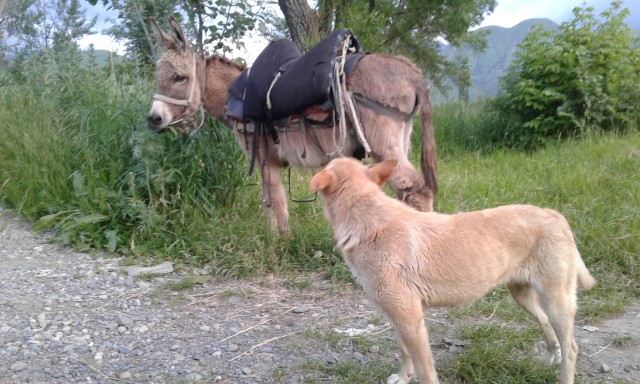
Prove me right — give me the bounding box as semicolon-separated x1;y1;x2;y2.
437;18;558;102
81;49;123;67
438;18;640;102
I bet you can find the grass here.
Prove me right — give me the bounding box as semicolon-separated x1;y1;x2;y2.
444;324;559;384
1;48;639;384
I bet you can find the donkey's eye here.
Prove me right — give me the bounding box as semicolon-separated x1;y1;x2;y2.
173;74;187;83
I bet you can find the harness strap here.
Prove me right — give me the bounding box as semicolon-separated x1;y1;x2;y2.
248;120;261;176
351;92;418;122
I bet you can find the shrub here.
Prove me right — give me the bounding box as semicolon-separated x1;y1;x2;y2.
0;46;246;254
496;0;640;149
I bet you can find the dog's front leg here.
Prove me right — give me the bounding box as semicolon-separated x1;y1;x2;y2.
386;338;414;384
382;301;439;384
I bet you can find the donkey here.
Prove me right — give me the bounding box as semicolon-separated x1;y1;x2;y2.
147;17;438;232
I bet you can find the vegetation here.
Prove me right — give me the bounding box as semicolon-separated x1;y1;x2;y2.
497;0;640;149
1;43;638;305
0;1;639;383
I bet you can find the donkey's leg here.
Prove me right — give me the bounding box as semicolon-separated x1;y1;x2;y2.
258;153;289;232
235;127;290;233
508;283;561;364
363;112;433;211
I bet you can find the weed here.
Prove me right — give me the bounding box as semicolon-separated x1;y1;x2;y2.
612;334;636;348
164;277;197;291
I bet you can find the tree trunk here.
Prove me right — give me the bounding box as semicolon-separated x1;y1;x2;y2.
277;0;320;52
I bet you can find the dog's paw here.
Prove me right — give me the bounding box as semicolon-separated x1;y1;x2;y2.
544;347;562;365
386;373;409;384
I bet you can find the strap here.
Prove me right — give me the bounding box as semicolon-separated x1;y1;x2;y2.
351;92;417;122
153;93;190;107
248;120;261;176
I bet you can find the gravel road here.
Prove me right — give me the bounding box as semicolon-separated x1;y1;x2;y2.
1;207;638;383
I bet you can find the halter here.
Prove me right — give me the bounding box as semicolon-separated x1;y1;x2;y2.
153;53;206;133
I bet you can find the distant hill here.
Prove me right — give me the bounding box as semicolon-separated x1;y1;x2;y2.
437;18;640;102
438;18;558;101
81;49;124;67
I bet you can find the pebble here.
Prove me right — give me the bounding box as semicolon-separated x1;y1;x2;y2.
293;305;309;314
11;362;26;372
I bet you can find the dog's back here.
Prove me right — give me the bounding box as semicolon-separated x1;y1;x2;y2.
311;159;593;307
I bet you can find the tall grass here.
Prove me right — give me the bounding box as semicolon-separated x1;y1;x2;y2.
1;48;639;384
1;51;638;314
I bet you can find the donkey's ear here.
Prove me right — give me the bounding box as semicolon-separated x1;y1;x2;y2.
309;169;336;193
168;15;188;52
150;17;177;51
367;159;398;186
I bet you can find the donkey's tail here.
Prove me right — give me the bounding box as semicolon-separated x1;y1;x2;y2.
417;83;438;198
577;252;597;289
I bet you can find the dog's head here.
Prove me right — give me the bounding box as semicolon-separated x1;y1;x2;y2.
309;158;398;195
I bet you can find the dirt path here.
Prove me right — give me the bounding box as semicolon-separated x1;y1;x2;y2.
1;207;638;383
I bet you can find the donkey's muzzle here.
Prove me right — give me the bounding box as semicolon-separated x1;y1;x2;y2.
147;113;165;131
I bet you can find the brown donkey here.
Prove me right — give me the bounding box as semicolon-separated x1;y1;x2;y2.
147;17;437;232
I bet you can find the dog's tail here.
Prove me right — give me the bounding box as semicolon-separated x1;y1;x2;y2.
576;252;597;289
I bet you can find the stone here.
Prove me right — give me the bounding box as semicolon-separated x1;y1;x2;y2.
126;262;174;277
11;362;26;372
293;305;309;314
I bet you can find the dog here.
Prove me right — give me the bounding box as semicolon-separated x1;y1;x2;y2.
309;157;596;384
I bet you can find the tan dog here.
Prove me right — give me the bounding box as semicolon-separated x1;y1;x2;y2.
309;157;596;384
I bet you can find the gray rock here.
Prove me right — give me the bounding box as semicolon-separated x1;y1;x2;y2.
10;362;26;372
126;262;174;277
293;305;309;314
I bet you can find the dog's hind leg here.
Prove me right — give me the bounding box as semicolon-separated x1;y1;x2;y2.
538;285;579;384
508;283;561;364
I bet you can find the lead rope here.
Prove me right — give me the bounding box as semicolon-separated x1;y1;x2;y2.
339;35;371;156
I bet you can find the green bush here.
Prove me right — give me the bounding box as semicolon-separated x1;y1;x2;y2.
0;46;246;255
496;0;640;149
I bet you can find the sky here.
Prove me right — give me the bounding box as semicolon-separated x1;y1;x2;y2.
78;0;639;56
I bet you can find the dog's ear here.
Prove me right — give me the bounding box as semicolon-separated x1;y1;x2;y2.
309;169;336;192
367;159;398;186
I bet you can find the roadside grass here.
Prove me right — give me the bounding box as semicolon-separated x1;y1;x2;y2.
443;324;558;384
1;69;638;314
432;131;640;319
1;59;638;384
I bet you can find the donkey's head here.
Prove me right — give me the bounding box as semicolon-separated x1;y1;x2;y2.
147;16;205;134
